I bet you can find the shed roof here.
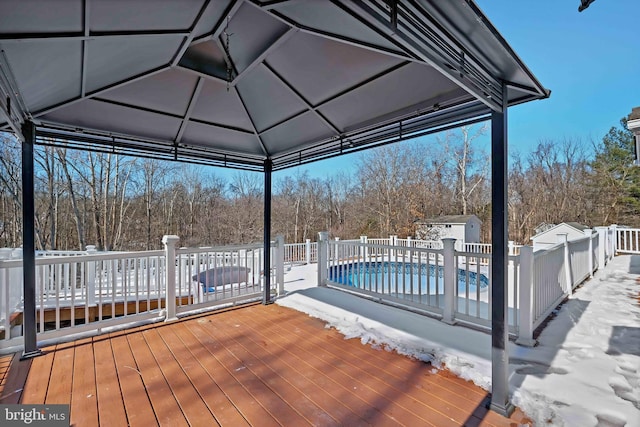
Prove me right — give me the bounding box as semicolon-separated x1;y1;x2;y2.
0;0;548;172
531;222;589;239
416;214;481;224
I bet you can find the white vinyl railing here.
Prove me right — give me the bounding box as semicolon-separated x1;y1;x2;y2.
0;225;619;352
616;227;640;254
325;240;446;314
319;226;614;345
530;243;566;328
0;238;282;351
322;238;522;333
283;240;318;264
0;250;167;349
523;230;602;338
175;243;266;314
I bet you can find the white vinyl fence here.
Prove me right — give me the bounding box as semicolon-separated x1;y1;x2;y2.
0;225;622;352
284;239;317;264
616;227;640;254
0;237;282;351
317;227;615;345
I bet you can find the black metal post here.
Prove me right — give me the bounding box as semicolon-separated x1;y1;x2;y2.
262;158;273;305
21;121;41;359
489;84;513;416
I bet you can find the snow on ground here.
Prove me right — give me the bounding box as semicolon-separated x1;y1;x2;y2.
276;257;640;426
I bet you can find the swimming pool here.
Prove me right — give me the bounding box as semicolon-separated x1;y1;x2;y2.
328;261;489;295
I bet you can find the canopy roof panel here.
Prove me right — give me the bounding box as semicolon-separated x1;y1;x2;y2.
0;0;548;171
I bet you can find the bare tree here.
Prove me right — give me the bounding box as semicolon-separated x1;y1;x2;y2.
440;125;489;215
0;133;22;247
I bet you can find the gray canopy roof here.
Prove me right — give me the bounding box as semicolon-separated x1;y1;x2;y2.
0;0;548;171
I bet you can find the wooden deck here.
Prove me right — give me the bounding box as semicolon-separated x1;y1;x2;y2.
0;303;530;426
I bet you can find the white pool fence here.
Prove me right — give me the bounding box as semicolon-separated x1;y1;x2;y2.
0;225;632;352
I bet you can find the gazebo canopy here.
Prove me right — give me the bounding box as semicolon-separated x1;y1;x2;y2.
1;1;550;415
0;0;548;171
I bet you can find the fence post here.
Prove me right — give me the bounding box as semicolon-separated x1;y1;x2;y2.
390;235;397;261
275;235;285;295
86;245;97;306
516;246;536;346
441;238;456;325
557;233;572;294
508;241;514;256
317;232;329;286
162;235;179;321
595;226;607;269
584;229;594;278
305;239;311;265
610;224;617;256
360;236;368;262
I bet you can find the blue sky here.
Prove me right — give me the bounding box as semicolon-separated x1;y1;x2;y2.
222;0;640;182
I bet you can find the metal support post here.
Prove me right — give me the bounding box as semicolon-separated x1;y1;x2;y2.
263;159;273;304
489;87;514;416
21;120;41;359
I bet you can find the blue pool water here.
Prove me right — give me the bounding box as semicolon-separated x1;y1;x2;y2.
328;262;489;295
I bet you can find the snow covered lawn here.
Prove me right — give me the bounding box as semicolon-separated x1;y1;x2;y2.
276;256;640;426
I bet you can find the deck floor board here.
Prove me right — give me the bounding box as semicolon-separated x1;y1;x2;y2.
93;336;129;427
70;338;99;427
0;303;530;426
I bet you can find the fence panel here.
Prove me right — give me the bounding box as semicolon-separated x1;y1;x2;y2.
568;236;591;287
176;244;266;314
532;244;567;330
453;249;492;328
0;250;167;348
617;228;640;254
326;240;473;317
283;241;319;264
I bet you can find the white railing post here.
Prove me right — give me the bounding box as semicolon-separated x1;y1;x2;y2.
275;235;285;296
557;233;572;294
595;226;607;268
162;235;179;321
305;239;311;264
390;235;397;261
360;236;368;262
584;229;593;278
86;245;97;306
508;241;514;256
317;232;329;287
610;224;618;255
441;238;456;325
516;246;536;346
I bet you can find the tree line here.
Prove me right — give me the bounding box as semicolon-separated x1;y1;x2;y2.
0;118;637;251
